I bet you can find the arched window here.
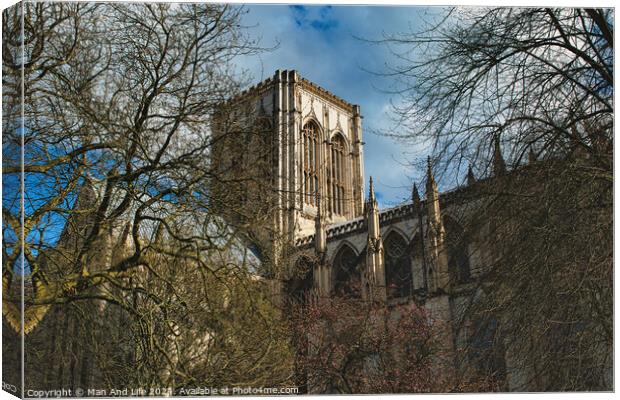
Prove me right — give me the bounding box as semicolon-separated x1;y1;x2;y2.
330;134;346;215
444;218;471;284
333;244;360;298
384;231;413;299
302;121;320;206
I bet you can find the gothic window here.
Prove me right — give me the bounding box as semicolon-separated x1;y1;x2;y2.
384;231;413;299
330;134;346;215
333;244;360;298
445;218;471;284
302;121;320;206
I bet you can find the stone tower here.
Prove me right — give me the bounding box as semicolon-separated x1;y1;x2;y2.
212;70;365;263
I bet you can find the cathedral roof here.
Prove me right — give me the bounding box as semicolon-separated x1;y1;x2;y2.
295;201;418;247
295;179;487;248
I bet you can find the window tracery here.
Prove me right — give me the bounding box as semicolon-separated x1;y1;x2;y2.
333;244;360;298
302;121;320;206
331;134;346;215
384;231;413;298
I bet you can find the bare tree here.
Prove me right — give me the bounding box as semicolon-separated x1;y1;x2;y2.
380;7;611;177
378;7;612;391
3;2;294;392
107;224;294;391
289;294;440;394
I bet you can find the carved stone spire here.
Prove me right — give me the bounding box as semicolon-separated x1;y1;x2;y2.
412;182;421;212
426;157;440;229
365;176;385;302
425;157;449;292
366;176;380;240
467;165;476;185
368;176;376;203
426;156;437;195
493;136;507;176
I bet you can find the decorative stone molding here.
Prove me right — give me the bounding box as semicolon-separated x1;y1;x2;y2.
294;180;483;248
299;77;355;113
295;201;421;247
221;72;356;116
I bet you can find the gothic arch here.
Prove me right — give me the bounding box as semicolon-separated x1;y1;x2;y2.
302;116;324;136
301;119;323;206
329;130;350;147
443;215;471;284
383;225;411;243
332;243;360;298
331;240;360;265
329;132;349;216
384;230;413;299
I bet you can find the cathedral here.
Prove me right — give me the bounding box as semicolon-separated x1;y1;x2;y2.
5;68;610;395
212;69;524;391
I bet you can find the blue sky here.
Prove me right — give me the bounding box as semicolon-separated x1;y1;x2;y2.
236;4;439;208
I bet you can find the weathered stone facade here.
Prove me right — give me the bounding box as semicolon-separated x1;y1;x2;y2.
212;70;365;263
214;70;523;391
